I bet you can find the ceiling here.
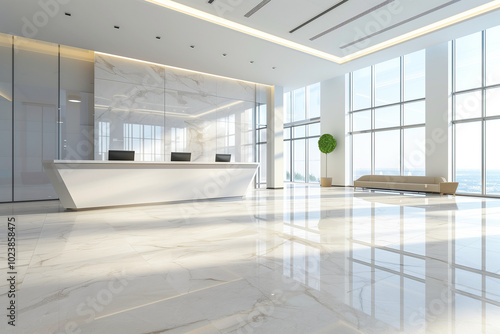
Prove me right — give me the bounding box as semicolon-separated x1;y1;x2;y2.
1;0;500;88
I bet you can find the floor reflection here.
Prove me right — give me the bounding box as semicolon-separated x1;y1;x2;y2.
253;185;500;333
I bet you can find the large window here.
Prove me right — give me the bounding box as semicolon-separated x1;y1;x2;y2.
284;83;321;183
452;27;500;195
348;51;426;183
124;123;163;161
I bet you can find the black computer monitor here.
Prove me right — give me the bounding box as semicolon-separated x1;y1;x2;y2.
215;154;231;162
108;150;135;161
171;152;191;161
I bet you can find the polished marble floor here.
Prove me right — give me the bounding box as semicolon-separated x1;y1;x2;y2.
1;184;500;333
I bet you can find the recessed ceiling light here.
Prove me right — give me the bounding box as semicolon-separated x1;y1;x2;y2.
68;94;81;103
222;53;227;57
190;45;195;48
250;61;254;64
156;36;161;39
114;25;120;29
144;0;500;64
64;12;71;16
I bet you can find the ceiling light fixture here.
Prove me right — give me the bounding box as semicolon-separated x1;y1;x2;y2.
144;0;500;64
68;95;81;103
156;36;161;39
114;25;120;29
64;12;71;16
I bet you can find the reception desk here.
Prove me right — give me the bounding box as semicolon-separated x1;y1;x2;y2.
42;160;259;210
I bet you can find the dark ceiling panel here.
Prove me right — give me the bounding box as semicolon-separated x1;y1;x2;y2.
244;0;272;18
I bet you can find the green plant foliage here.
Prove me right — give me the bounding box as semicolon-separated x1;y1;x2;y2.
318;134;337;154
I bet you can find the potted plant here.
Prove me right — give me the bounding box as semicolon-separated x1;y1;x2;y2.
318;134;337;187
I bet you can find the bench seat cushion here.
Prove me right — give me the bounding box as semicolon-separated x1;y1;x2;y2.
354;181;440;192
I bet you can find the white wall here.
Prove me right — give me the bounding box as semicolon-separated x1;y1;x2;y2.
425;43;451;180
320;76;347;186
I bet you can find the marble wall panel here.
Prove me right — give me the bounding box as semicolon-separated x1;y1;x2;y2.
164;68;218;96
95;79;164;125
95;54;164;88
95;53;268;163
215;77;256;102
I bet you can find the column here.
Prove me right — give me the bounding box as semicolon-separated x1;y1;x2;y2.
266;85;284;189
320;76;347;186
425;43;451;179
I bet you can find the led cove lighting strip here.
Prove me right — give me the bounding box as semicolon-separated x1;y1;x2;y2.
145;0;500;64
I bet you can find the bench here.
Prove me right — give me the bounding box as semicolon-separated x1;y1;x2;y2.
353;175;459;196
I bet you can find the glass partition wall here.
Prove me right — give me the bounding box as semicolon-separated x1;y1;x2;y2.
13;37;59;201
0;34;12;202
0;34;95;202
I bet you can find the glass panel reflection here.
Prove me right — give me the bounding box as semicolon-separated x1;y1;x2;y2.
404;127;425;176
455;90;482;120
0;34;12;202
60;45;94;161
353;133;371;180
375;58;400;107
375;105;400;129
486;25;500;86
486;120;500;195
13;37;58;201
455;32;482;92
293;139;306;182
308;138;320;183
352;67;372;110
404;50;425;101
455;122;482;193
375;130;400;175
404;101;425;126
353;110;371;132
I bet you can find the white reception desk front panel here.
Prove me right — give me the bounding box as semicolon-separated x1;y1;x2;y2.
42;160;259;209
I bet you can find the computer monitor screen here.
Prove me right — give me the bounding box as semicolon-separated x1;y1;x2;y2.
215;154;231;162
108;150;135;161
171;152;191;161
